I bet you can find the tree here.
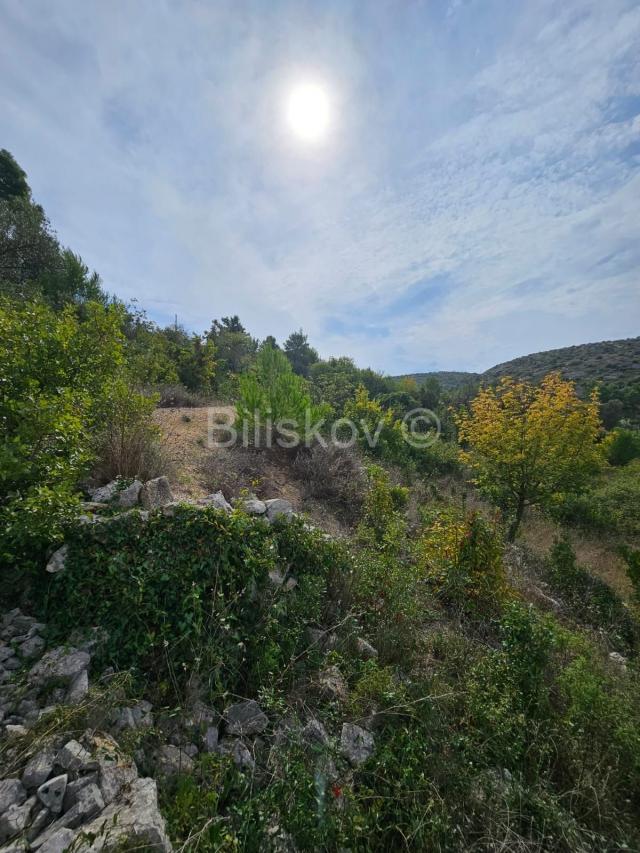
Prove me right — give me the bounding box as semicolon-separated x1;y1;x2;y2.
284;329;318;377
456;373;603;541
0;149;30;200
208;315;256;377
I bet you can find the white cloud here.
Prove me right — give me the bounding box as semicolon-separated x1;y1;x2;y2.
0;0;638;372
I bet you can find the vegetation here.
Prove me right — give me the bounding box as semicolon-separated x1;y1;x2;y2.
3;148;640;850
457;373;603;540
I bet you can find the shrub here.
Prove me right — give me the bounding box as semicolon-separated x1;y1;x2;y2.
418;509;509;617
0;298;124;570
606;427;640;466
292;442;367;522
155;383;210;408
43;507;348;698
92;381;166;482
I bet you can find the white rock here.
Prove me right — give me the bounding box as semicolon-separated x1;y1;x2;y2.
36;828;76;853
90;481;119;503
198;491;232;511
45;545;68;574
37;775;68;814
0;778;26;813
140;476;174;509
264;498;293;522
66;669;89;705
56;740;92;772
116;480;143;508
154;744;194;777
29;648;90;687
22;748;56;789
340;723;375;767
0;797;35;844
77;777;172;851
225;699;268;736
239;497;266;515
218;739;255;772
19;635;45;660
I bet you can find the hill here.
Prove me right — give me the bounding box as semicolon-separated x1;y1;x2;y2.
482;336;640;389
399;337;640;392
396;370;480;390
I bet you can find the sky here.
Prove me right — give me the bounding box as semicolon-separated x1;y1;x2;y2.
1;0;639;374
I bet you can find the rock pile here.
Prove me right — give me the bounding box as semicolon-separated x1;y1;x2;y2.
0;732;171;851
0;612;92;738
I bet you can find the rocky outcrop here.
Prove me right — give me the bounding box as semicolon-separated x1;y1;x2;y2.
0;732;171;851
140;477;174;510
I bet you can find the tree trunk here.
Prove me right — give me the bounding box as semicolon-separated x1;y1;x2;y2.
507;495;526;542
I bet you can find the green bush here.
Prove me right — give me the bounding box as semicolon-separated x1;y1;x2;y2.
606;427;640;466
92;380;165;482
44;507;348;698
553;460;640;538
0;298;124;570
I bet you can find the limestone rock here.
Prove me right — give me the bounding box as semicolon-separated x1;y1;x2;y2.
72;777;172;851
264;498;293;522
0;797;35;844
154;744;194;777
218;739;255;772
116;480;143;508
198;491;232;511
316;666;348;703
302;718;330;748
140;476;174;509
202;726;219;753
45;545;68;575
18;634;45;660
89;481;119;503
239;497;266;516
340;723;375;767
22;749;56;789
66;669;89;705
225;699;268;736
37;828;76;853
37;775;68;814
0;778;26;814
56;740;92;772
29;647;90;687
355;637;378;660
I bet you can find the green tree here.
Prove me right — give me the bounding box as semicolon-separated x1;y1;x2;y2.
0;298;126;567
284;329;319;377
0;149;30;200
208;315;257;377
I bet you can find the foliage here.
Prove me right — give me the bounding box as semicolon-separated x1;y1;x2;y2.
283;328;319;377
344;387;409;464
91;380;165;482
418;509;509;616
309;357;390;412
606;427;640;466
552;459;640;538
44;507;347;697
620;545;640;607
208;315;257;386
544;539;639;654
237;343;330;443
292;443;367;522
0;298;125;568
457;373;603;540
0;149;30;200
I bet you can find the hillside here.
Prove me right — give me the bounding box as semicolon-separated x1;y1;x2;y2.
399;336;640;391
482;336;640;388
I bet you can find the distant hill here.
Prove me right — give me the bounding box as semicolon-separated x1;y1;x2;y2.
397;370;480;390
397;336;640;392
481;337;640;390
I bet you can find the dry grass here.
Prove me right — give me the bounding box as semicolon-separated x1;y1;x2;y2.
152;406;352;537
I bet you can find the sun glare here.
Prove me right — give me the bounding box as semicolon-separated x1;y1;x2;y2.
286;82;331;143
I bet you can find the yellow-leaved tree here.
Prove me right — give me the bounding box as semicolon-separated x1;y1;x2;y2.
456;372;603;540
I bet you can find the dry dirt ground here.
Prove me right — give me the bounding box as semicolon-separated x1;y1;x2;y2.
153;406;351;537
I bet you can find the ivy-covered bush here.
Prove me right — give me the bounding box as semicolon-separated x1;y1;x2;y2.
44;506;348;699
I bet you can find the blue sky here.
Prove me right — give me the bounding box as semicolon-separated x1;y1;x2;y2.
1;0;639;374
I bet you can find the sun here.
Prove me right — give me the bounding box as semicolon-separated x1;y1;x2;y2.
285;82;331;143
